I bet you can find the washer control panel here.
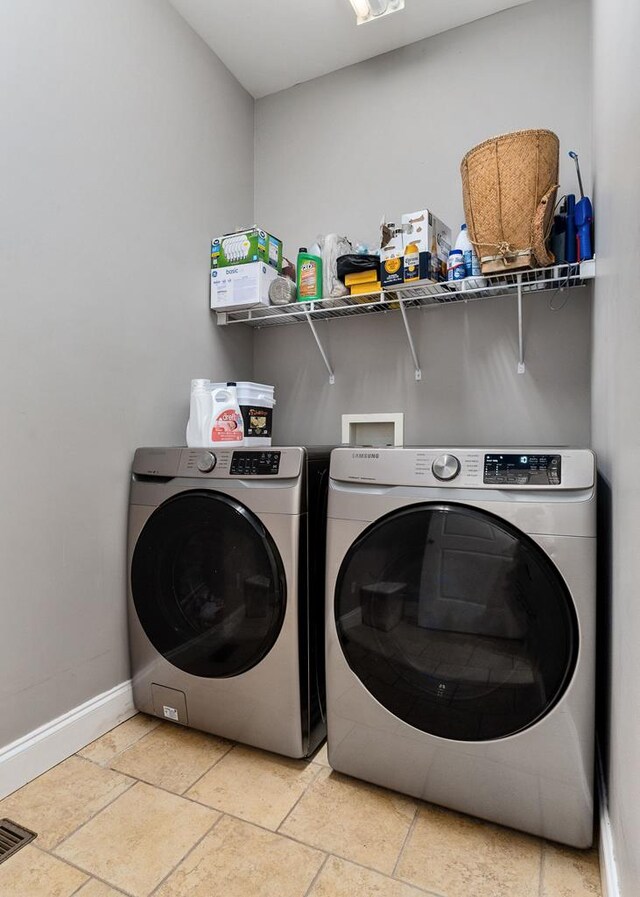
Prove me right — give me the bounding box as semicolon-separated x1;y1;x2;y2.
230;451;281;476
484;453;561;486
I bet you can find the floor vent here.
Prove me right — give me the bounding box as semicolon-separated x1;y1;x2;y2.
0;819;37;865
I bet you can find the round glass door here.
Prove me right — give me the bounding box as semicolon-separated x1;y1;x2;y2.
131;490;286;678
335;503;578;741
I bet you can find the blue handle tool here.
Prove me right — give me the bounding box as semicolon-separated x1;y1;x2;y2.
568;151;594;260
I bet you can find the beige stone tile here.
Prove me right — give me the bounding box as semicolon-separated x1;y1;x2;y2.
541;843;602;896
108;721;231;794
312;742;330;767
0;756;133;849
55;781;218;897
155;815;325;897
309;855;427;897
75;880;128;897
78;714;160;765
186;744;320;830
0;845;88;897
396;803;543;897
279;767;417;875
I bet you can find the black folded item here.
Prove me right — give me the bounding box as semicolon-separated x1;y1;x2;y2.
336;254;380;282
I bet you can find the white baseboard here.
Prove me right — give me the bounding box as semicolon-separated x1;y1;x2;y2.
0;680;135;800
598;744;621;897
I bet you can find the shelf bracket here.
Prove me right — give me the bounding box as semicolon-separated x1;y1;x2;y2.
399;301;422;381
305;310;335;384
517;274;525;374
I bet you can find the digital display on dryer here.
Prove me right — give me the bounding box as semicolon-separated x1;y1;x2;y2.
484;454;561;485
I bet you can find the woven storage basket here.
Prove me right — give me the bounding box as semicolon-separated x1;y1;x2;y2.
461;129;559;274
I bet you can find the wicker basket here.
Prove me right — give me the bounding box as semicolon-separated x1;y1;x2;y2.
461;129;559;274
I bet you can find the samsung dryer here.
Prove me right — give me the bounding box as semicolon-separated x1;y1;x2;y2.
325;447;596;846
128;446;329;758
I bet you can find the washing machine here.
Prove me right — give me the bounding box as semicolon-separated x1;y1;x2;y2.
127;445;330;758
325;447;596;847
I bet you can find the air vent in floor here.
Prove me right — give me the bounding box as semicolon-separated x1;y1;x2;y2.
0;819;37;865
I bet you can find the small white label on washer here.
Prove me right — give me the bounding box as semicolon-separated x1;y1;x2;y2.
163;705;179;721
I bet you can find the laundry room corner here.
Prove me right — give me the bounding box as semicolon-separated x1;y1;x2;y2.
3;0;640;895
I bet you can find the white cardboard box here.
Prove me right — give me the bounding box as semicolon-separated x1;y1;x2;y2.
210;261;279;312
402;209;452;282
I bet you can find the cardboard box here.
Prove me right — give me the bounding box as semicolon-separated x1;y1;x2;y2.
402;210;452;283
211;227;282;272
380;226;406;288
210;261;279;312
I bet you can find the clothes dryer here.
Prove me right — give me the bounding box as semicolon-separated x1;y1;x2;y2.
325;447;596;846
128;446;329;758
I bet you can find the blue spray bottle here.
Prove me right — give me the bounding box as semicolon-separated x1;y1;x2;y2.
568;151;593;260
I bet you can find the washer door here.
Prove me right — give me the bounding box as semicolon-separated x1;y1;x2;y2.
335;503;578;741
131;490;286;678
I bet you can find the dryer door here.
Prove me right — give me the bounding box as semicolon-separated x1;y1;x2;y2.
131;490;286;678
335;503;578;741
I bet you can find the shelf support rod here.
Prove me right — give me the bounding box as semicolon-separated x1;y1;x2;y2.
399;300;422;381
305;310;335;385
517;274;525;374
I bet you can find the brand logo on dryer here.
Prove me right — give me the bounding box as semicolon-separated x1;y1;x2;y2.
352;452;380;459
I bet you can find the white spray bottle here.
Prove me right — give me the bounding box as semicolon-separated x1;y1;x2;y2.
186;379;213;448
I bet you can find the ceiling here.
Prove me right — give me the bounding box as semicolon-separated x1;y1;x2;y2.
169;0;535;99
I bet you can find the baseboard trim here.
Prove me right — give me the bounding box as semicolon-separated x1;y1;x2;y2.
0;680;135;800
597;743;621;897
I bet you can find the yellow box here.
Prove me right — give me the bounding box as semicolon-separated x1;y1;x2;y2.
345;269;379;287
350;280;382;296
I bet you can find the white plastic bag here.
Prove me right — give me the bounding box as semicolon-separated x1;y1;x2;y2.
313;234;352;297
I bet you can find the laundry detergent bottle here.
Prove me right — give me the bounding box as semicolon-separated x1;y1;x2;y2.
296;248;323;301
211;382;244;445
186;379;213;448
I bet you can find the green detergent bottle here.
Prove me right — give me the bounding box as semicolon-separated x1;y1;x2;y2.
296;247;323;301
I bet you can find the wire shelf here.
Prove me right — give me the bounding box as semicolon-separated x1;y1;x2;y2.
215;261;594;329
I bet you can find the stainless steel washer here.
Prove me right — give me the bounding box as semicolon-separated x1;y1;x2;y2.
325;447;596;846
127;446;329;758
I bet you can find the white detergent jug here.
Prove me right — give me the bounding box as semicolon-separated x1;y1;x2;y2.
186;379;214;448
211;382;244;445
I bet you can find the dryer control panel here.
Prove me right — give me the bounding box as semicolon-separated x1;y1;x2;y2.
330;447;595;491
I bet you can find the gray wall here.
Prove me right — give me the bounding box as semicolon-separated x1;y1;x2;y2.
0;0;254;746
592;0;640;891
253;0;592;447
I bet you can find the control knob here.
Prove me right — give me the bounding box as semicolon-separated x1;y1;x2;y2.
197;452;217;473
432;453;461;481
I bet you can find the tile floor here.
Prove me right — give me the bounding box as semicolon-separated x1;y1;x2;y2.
0;714;602;897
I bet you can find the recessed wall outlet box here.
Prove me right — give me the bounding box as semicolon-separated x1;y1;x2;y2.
211;261;279;312
211;227;282;272
342;413;404;447
402;210;452;283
